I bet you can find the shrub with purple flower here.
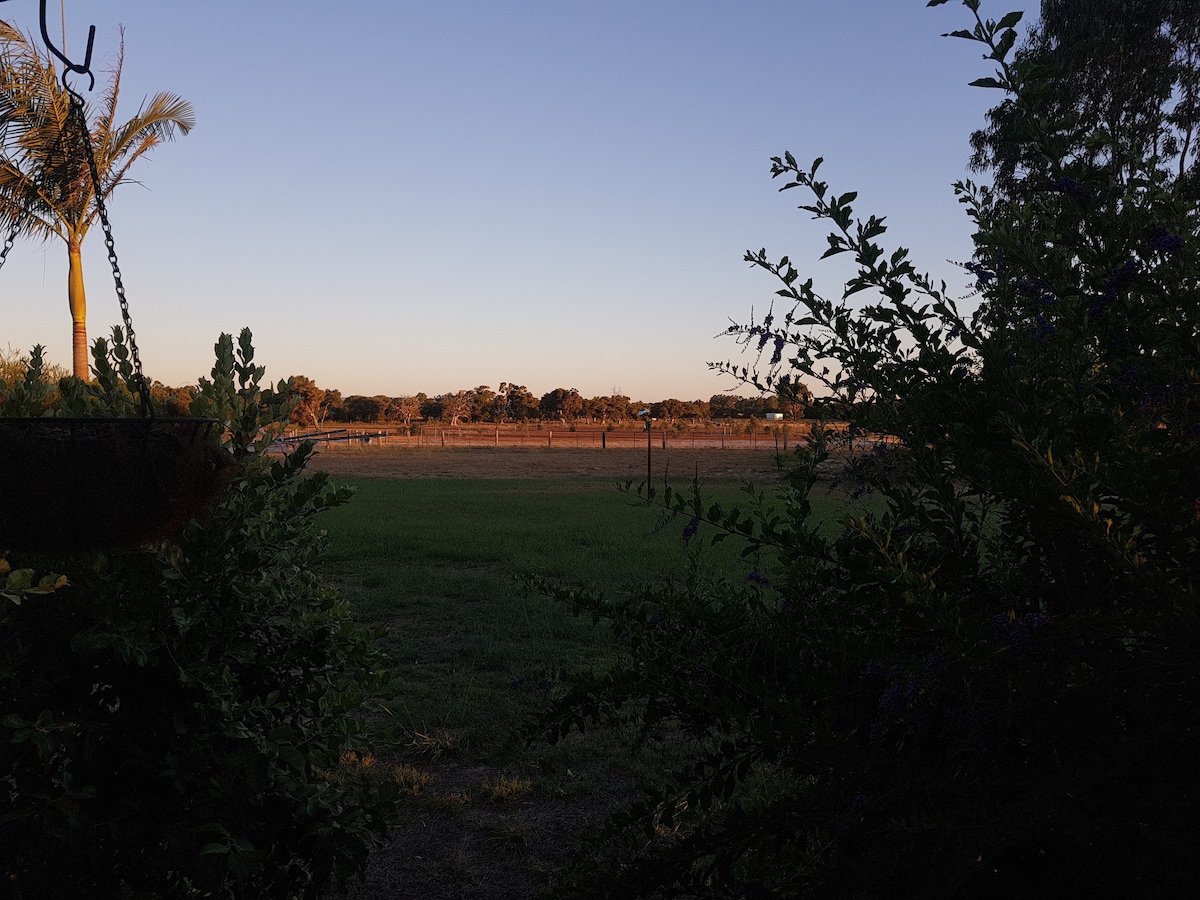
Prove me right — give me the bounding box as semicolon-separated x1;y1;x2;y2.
681;516;700;544
534;2;1200;893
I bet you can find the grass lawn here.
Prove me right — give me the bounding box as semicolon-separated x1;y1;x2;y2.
323;478;779;745
318;474;853;897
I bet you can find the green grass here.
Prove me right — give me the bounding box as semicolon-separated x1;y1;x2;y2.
319;475;858;895
323;478;721;747
319;476;852;755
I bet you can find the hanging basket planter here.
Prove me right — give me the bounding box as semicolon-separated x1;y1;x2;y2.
0;417;236;551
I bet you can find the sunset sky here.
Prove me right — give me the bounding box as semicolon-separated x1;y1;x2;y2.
0;0;1022;401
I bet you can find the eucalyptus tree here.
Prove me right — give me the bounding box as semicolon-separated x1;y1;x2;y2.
969;0;1200;192
0;22;194;378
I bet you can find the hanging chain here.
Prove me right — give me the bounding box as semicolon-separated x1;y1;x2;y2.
0;167;39;274
0;209;27;271
67;86;152;418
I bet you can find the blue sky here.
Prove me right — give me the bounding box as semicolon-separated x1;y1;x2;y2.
0;1;1023;400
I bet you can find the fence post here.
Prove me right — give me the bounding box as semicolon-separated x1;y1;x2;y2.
440;430;445;447
602;430;606;449
646;423;652;495
548;430;553;448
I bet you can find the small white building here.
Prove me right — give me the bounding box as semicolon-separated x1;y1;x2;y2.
765;412;784;421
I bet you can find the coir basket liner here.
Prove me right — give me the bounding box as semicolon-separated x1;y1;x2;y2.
0;417;235;551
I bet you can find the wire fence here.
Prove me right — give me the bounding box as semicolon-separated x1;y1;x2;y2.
274;424;843;452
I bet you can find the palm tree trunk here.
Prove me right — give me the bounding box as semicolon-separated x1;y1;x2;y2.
67;236;87;378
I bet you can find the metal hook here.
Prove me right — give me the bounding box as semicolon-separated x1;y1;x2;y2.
37;0;95;90
0;1;97;89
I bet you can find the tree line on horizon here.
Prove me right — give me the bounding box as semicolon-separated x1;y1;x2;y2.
1;347;817;426
282;377;815;428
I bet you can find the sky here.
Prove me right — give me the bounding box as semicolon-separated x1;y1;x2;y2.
0;0;1025;401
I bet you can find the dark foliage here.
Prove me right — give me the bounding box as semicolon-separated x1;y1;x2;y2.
969;0;1200;193
535;2;1200;896
1;329;397;898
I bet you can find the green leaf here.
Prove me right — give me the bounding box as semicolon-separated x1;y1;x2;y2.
5;568;34;591
993;29;1016;61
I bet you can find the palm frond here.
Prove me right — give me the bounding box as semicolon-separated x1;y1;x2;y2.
91;29;124;161
0;23;193;236
108;91;195;162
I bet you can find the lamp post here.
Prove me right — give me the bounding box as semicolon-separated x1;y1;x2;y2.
638;409;652;501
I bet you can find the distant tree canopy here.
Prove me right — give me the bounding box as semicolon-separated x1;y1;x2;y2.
707;391;809;418
149;380;194;418
258;376;816;426
343;395;383;423
538;387;583;421
285;375;324;427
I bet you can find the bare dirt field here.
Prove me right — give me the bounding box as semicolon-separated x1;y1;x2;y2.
310;444;791;482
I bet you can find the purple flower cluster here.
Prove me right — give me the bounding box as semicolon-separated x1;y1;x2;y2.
989;610;1052;652
1149;227;1184;255
682;516;700;545
1137;379;1188;413
1052;176;1086;195
1114;366;1139;389
1112;257;1143;286
1031;315;1055;340
748;571;770;585
1086;291;1116;320
1016;276;1057;307
963;260;998;291
771;336;786;366
863;662;932;725
1087;258;1143;320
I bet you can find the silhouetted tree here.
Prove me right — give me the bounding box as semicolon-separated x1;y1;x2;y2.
539;387;583;422
344;395;382;423
969;0;1200;192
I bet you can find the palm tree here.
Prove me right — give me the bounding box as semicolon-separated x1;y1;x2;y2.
0;22;194;378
